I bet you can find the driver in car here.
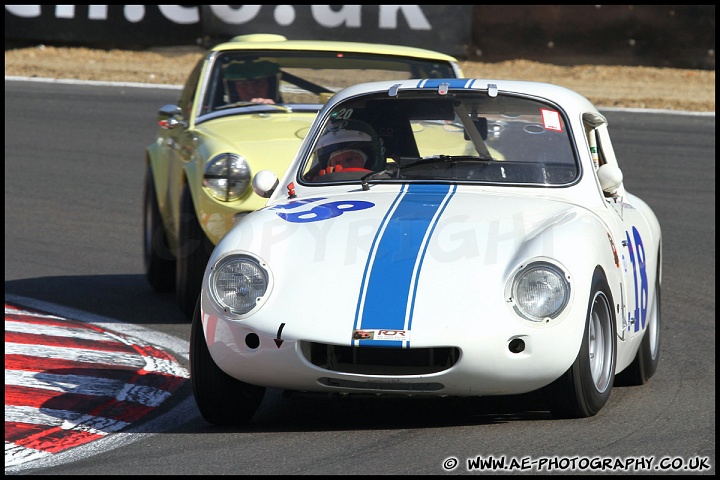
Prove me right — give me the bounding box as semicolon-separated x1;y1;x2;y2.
310;119;384;180
326;148;368;172
223;60;280;104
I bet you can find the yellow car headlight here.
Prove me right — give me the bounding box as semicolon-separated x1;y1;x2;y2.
203;153;251;202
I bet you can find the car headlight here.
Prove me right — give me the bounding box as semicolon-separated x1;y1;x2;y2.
510;261;570;322
203;153;251;202
210;255;271;315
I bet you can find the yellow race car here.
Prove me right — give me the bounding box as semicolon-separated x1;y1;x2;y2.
143;34;463;318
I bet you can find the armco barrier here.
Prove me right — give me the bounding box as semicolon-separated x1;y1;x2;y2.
4;5;715;70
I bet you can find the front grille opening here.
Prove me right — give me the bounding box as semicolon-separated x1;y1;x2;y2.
303;342;460;375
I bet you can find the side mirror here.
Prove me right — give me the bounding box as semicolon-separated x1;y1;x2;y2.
157;104;184;129
252;170;279;198
597;164;623;196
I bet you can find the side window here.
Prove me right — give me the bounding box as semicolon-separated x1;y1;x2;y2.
586;126;604;170
582;112;608;171
583;113;625;198
178;57;205;119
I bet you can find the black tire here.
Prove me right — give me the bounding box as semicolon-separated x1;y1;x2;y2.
176;184;215;320
615;254;661;386
143;165;176;292
547;269;617;419
190;298;265;426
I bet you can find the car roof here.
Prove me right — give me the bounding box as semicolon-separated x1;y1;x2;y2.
328;78;601;116
209;33;460;63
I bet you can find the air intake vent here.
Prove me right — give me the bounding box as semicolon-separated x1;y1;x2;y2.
302;342;460;375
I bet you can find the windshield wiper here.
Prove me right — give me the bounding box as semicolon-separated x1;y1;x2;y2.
360;168;398;191
360;155;495;190
215;102;291;112
397;154;493;169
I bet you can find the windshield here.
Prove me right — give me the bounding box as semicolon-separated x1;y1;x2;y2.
200;51;457;114
301;91;579;186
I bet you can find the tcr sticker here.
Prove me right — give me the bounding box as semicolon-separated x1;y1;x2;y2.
352;329;409;341
541;108;562;131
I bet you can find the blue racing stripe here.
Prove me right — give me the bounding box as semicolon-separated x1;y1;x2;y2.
355;184;453;346
407;184;457;330
416;78;474;90
352;185;408;334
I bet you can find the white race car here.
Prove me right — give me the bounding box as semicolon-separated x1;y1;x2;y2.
190;78;662;425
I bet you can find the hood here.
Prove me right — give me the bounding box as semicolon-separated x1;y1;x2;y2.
215;183;588;344
196;113;316;172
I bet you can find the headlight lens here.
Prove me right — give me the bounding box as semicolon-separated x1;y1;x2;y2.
210;255;270;315
203;153;251;202
511;262;570;322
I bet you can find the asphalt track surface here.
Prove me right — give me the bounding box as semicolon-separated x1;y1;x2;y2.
4;78;716;475
5;302;190;468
